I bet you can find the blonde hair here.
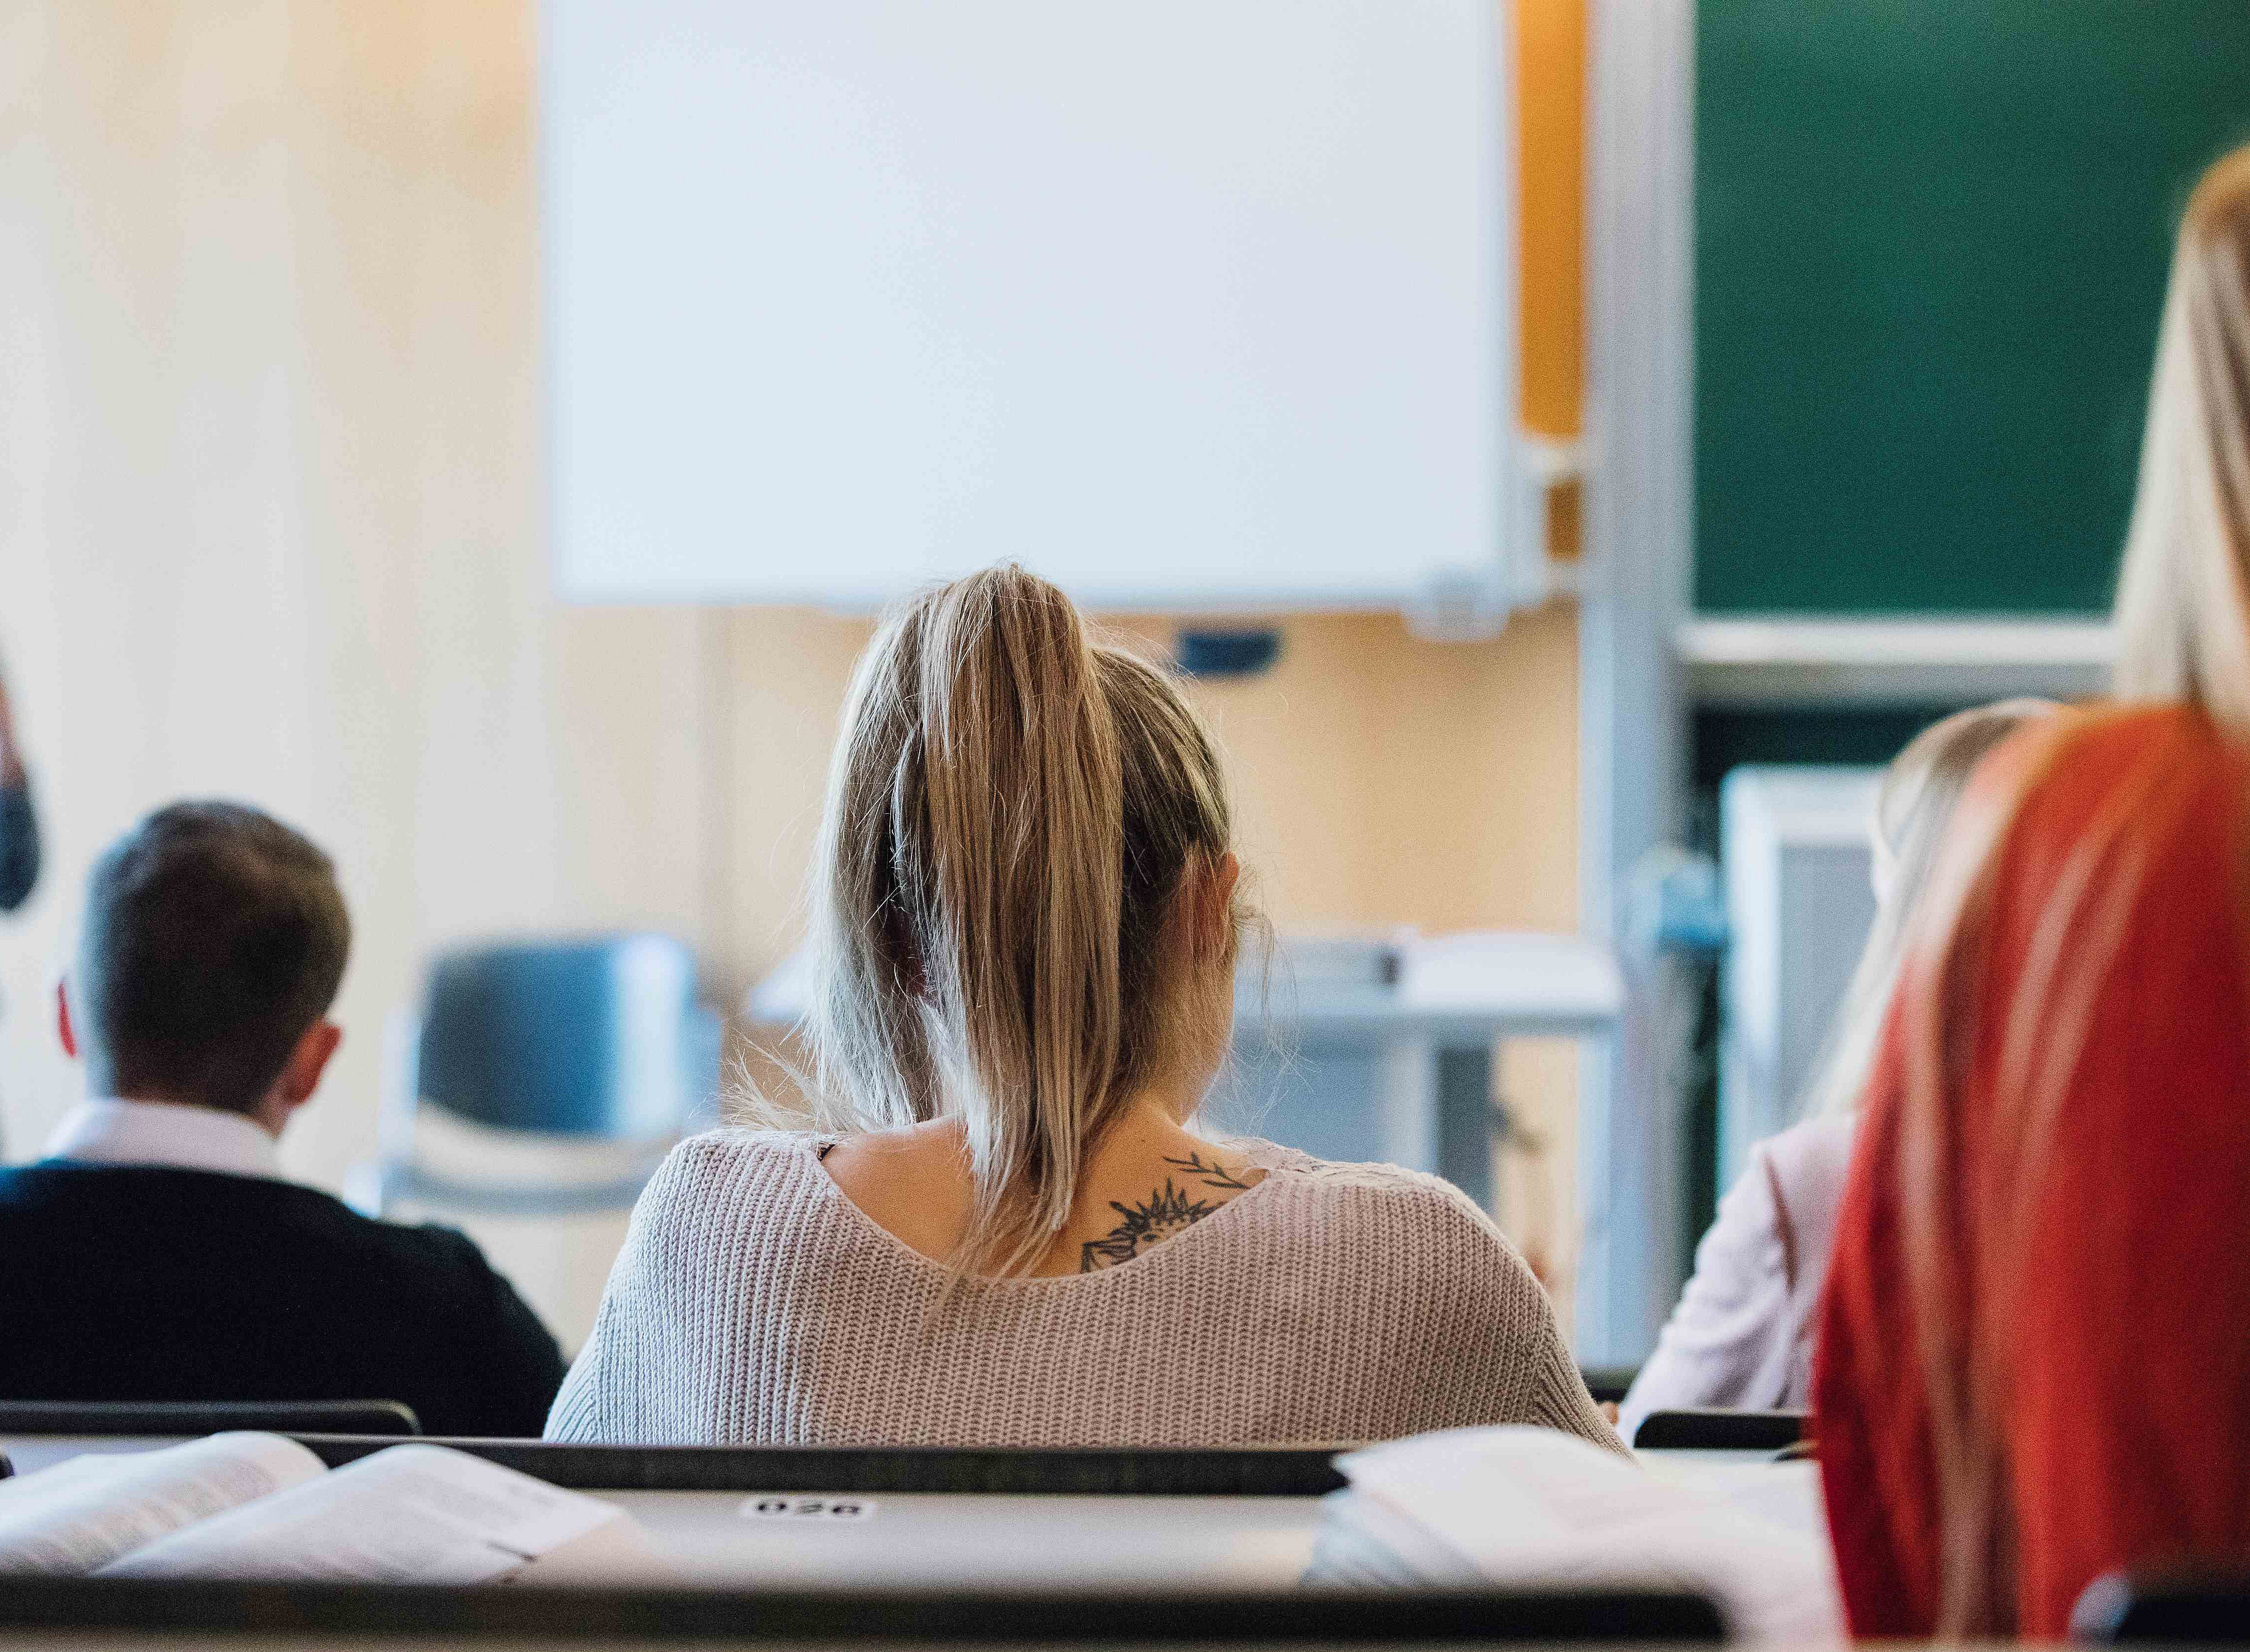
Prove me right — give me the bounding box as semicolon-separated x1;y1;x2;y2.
1799;700;2054;1120
804;566;1242;1278
2114;145;2250;730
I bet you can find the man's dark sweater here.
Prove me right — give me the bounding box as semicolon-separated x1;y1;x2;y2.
0;1163;567;1436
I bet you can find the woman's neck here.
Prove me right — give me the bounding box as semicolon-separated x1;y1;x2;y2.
1052;1102;1262;1274
816;1097;1264;1277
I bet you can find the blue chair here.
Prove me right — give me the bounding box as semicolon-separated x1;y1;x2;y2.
346;935;723;1219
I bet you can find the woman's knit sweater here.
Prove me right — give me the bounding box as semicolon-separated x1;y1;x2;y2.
547;1129;1620;1450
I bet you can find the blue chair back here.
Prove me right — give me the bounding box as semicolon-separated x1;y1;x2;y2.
417;935;717;1140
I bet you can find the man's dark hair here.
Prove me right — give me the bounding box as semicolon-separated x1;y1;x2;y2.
75;802;350;1114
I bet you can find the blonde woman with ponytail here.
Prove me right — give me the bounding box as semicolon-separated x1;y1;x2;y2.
1817;146;2250;1638
549;566;1616;1449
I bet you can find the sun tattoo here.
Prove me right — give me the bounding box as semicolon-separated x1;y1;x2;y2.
1078;1152;1256;1272
1079;1181;1218;1272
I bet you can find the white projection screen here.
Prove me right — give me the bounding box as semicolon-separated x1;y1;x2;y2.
543;1;1517;609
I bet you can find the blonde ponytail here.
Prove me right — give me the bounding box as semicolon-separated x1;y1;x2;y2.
806;566;1239;1277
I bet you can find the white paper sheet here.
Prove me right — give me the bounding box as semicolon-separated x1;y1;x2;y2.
1332;1426;1844;1644
101;1444;635;1585
0;1432;323;1576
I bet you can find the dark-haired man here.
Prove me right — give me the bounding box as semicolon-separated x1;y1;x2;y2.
0;801;566;1435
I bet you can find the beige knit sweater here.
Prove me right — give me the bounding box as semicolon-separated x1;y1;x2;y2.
546;1129;1621;1451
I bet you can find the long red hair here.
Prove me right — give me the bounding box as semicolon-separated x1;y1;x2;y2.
1842;703;2250;1634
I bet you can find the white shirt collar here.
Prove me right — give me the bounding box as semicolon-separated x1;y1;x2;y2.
41;1098;286;1182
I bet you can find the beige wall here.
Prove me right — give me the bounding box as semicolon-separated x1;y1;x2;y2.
716;606;1581;971
0;0;1583;1348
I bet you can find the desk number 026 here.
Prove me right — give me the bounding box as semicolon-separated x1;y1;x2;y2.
741;1495;877;1522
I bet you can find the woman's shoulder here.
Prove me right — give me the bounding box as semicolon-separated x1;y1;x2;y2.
1223;1140;1566;1354
635;1126;831;1213
665;1123;830;1164
1222;1137;1519;1247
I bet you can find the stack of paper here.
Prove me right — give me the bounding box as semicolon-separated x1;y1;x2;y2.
0;1433;669;1586
1305;1427;1842;1644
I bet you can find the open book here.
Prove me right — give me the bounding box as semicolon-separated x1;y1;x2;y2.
0;1433;668;1585
1304;1426;1842;1644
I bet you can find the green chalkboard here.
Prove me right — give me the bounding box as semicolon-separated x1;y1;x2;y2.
1695;2;2250;615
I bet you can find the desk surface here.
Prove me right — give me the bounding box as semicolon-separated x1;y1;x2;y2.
0;1437;1323;1593
0;1437;1777;1598
619;1491;1322;1592
596;1452;1786;1594
0;1441;1786;1650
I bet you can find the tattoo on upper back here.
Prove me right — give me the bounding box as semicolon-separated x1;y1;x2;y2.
1079;1181;1217;1271
1078;1152;1255;1272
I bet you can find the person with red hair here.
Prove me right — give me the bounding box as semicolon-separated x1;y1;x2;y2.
1816;144;2250;1638
1815;706;2250;1637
